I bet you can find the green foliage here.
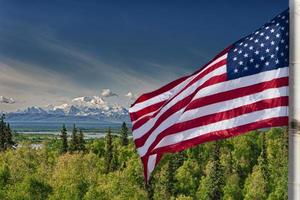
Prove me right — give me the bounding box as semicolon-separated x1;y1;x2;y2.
59;124;68;153
120;122;129;146
0;125;288;200
0;115;15;151
69;124;78;152
105;128;114;173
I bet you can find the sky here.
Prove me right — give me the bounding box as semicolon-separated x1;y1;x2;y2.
0;0;288;111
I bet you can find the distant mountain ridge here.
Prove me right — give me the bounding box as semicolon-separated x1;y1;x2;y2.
4;96;130;124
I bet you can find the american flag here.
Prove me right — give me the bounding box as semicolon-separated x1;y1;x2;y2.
129;9;289;182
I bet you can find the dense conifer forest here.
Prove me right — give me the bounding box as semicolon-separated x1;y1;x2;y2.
0;115;288;200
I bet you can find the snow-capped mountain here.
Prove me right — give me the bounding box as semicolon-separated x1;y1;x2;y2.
5;96;130;123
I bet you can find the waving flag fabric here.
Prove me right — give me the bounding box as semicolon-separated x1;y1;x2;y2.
129;9;289;182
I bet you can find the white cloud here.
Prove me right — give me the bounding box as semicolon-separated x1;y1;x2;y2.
101;89;118;97
0;96;15;104
125;92;138;101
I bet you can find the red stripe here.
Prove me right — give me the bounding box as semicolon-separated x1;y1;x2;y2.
132;76;189;107
131;48;230;107
134;77;288;147
130;101;166;122
130;59;227;123
138;96;288;154
133;74;227;134
185;77;288;111
149;116;288;157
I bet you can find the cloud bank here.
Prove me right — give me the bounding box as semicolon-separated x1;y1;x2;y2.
0;96;15;104
101;89;118;97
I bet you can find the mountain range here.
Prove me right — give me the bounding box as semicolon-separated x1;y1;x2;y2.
3;96;130;124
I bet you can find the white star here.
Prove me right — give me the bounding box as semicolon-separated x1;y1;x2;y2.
265;26;270;30
233;48;238;52
281;39;285;43
233;57;237;61
286;32;289;36
260;56;265;61
286;20;289;24
281;52;284;56
260;32;264;36
276;33;280;38
265;48;270;53
250;58;254;63
260;43;265;47
271;54;275;58
255;64;260;68
244;53;248;58
285;45;288;49
265;62;270;66
249;46;254;50
282;16;286;19
276;23;280;26
234;68;238;73
239;42;244;46
238;50;243;54
270;29;275;33
271;41;275;45
244;43;248;47
254;39;259;43
255;50;259;55
255;31;259;35
249;37;254;40
265;36;270;40
281;27;285;30
239;61;243;65
276;46;279;51
244;66;248;70
275;59;279;64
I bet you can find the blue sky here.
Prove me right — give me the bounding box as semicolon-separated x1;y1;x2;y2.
0;0;288;111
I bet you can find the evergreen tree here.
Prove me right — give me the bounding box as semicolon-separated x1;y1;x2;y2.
260;132;269;193
0;114;5;151
4;123;14;149
60;124;68;153
70;124;78;152
167;155;176;196
105;127;113;173
78;129;85;152
207;141;224;200
120;122;129;146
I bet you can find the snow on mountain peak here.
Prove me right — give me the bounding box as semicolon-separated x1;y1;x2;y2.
6;96;130;123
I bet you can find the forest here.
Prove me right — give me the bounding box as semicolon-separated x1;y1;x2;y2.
0;115;288;200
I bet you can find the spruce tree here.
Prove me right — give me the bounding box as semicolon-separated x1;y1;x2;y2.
70;124;78;152
259;132;269;193
0;114;6;151
78;129;85;151
167;155;176;196
105;127;113;173
60;124;68;153
120;122;129;146
4;123;14;149
208;141;224;200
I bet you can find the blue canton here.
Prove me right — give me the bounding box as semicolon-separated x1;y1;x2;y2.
227;9;289;80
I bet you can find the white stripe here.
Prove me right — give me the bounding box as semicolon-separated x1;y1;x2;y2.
137;87;287;157
153;106;288;151
179;86;288;123
132;111;157;125
137;93;288;157
133;67;288;140
129;54;227;113
191;67;288;101
132;65;227;138
147;154;157;180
